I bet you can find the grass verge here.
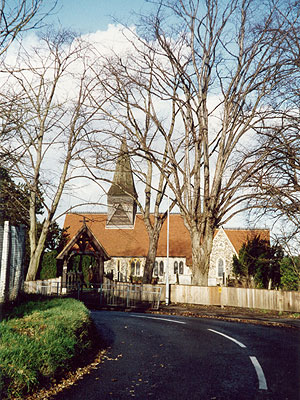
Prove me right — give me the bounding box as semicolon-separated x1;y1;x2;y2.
0;296;96;399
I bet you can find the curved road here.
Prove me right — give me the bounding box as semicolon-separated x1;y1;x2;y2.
53;311;300;400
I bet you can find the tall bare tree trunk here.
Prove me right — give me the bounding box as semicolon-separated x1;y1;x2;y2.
143;231;160;283
190;227;214;286
26;220;50;281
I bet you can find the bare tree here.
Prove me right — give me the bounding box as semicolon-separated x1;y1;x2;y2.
0;0;55;57
249;118;300;218
91;0;299;285
0;0;57;166
243;4;300;254
245;112;300;259
73;27;179;283
1;31;102;281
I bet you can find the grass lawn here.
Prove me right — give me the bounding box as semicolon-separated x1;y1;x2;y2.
0;296;97;399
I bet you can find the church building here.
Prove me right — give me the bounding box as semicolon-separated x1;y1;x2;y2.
59;141;270;286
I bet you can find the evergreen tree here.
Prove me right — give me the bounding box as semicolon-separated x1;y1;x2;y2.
0;167;40;226
38;223;68;279
232;235;282;289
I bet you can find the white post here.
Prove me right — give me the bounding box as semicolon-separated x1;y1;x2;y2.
166;195;170;306
0;221;10;303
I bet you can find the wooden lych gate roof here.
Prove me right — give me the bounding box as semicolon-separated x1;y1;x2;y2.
57;222;110;261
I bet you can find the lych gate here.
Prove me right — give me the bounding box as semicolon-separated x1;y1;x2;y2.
56;221;110;293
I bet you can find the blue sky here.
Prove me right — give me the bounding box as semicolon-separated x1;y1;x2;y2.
48;0;152;34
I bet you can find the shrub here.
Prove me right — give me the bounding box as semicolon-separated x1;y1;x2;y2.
280;257;300;291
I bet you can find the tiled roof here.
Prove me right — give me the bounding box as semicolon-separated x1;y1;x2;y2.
63;213;192;264
223;228;270;254
63;213;270;265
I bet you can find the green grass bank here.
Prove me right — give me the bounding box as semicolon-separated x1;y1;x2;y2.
0;296;96;399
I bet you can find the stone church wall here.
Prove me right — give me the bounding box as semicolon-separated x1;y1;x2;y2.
105;256;191;284
209;229;236;286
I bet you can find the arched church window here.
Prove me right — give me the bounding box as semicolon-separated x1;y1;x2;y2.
153;261;158;276
217;258;224;278
131;261;135;276
159;261;164;276
179;261;184;274
136;261;140;276
174;261;178;274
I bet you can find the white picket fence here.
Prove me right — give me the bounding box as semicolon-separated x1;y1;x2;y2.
23;277;61;296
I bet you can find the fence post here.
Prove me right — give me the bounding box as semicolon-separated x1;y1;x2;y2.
99;284;103;306
126;285;130;308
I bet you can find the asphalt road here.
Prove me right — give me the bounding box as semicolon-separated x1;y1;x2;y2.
52;311;300;400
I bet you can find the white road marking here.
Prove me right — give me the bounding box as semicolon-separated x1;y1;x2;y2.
208;328;268;391
131;314;186;324
208;328;247;348
250;356;268;390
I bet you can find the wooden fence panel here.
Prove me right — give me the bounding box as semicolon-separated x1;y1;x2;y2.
169;285;300;312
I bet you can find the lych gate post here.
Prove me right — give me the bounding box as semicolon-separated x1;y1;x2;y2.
61;259;68;294
99;255;104;284
93;255;104;285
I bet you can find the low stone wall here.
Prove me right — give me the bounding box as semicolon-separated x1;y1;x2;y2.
168;285;300;313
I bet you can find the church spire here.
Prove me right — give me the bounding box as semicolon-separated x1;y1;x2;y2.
106;139;138;228
108;139;137;198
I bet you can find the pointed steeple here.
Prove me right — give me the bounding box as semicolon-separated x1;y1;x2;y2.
107;139;137;198
106;139;138;228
